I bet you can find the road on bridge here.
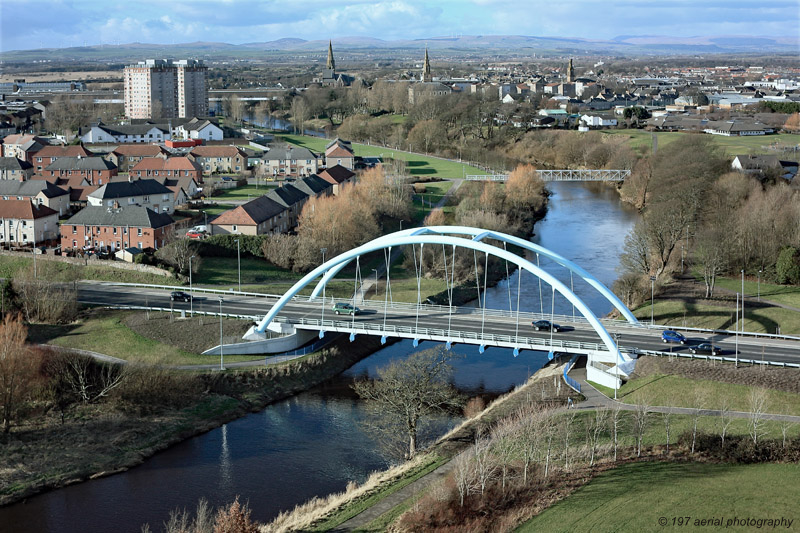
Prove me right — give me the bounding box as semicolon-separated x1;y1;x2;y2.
77;283;800;366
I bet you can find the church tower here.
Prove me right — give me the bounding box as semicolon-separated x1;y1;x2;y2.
326;40;336;71
422;46;432;82
567;58;575;83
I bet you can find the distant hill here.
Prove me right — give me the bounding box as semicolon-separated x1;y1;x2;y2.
2;34;797;62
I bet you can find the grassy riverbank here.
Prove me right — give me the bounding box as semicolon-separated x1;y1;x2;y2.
0;334;387;506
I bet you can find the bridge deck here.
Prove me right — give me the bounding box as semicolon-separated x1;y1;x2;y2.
466;169;630;182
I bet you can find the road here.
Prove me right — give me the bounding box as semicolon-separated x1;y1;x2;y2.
77;283;800;366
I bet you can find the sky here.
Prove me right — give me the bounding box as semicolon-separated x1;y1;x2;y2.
1;0;798;52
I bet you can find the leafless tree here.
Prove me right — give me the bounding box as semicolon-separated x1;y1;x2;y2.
0;316;38;434
352;347;462;458
589;407;609;467
611;403;625;462
719;397;734;449
748;388;769;445
661;408;673;455
690;389;707;454
452;451;476;507
780;420;795;450
632;395;651;457
562;409;576;470
490;416;520;492
473;434;496;496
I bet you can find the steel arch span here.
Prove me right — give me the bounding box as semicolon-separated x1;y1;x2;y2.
309;226;639;325
249;228;636;363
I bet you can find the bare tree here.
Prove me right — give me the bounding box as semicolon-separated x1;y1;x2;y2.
589;407;609;466
562;409;576;470
155;232;198;275
748;388;769;445
690;389;707;454
0;316;39;434
632;395;651;457
719;397;734;450
661;408;673;455
611;403;625;462
352;347;462;458
490;416;520;492
473;434;496;496
452;451;476;507
780;420;794;450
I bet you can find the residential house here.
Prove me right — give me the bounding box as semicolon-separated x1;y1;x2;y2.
32;144;92;173
0;199;59;245
580;114;618;128
61;205;175;252
317;165;356;195
42;156;118;185
732;154;798;180
0;180;70;215
174;117;223;141
324;138;355;170
1;134;47;162
188;145;248;174
292;174;333;199
108;144;169;172
264;184;309;230
0;157;34;180
261;145;320;179
78;122;171;144
210;196;288;236
87;178;175;213
130;156;203;182
30;174;98;209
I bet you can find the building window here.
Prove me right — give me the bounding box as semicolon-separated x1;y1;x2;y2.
72;225;77;234
137;228;142;236
232;225;237;232
113;227;117;235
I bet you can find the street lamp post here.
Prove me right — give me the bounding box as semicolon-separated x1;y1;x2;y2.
758;269;762;302
741;269;745;332
735;292;739;367
235;238;241;292
650;276;656;326
613;332;621;400
372;268;378;296
218;297;225;371
189;255;195;316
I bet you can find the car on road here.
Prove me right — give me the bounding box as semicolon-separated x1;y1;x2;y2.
661;330;686;344
332;302;361;315
690;342;722;355
170;291;192;302
186;231;205;239
532;319;562;332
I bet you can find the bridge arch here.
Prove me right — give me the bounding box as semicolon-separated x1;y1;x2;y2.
252;229;635;363
309;226;639;325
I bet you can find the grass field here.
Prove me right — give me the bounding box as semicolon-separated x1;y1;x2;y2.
411;180;454;220
29;310;263;365
0;255;180;286
633;299;800;335
520;461;800;533
276;133;489;179
710;275;800;310
200;203;235;217
602;373;800;416
194;256;301;285
212;184;276;201
602;129;800;156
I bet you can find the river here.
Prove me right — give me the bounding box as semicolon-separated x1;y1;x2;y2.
0;182;638;532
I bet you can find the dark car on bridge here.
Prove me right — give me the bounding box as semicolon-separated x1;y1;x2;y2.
690;342;722;355
661;330;686;344
532;320;562;332
170;291;192;302
332;302;361;315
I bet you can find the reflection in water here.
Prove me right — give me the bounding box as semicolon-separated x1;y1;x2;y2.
0;182;637;533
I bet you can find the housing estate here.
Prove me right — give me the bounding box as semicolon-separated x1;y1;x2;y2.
87;178;175;213
0;180;71;215
0;199;59;245
60;205;175;252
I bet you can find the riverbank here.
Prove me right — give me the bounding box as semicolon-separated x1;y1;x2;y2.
0;334;389;507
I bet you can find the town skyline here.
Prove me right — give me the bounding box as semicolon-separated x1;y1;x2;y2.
2;0;799;53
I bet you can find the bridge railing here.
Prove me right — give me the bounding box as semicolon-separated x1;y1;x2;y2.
633;349;800;368
563;354;582;393
465;169;631;182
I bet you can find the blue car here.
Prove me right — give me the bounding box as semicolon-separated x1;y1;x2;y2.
661;330;686;344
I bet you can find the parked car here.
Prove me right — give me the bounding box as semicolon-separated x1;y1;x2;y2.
661;330;686;344
186;231;205;239
332;302;361;315
532;319;562;332
170;291;192;302
690;343;721;355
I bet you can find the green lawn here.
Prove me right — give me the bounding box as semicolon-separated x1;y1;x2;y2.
711;275;800;310
520;462;800;533
213;184;276;201
277;133;489;179
602;129;800;156
0;255;180;286
600;372;800;416
200;203;235;217
633;299;800;335
36;311;262;365
194;256;301;285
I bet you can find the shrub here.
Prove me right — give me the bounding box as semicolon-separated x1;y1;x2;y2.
775;247;800;284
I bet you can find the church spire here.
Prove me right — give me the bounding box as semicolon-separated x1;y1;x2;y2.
422;46;431;82
567;58;574;83
326;40;335;71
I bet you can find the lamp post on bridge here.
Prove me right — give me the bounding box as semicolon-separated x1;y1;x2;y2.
758;269;762;302
613;332;621;401
650;276;656;326
234;238;241;293
189;255;195;316
372;268;378;296
218;297;225;371
741;269;745;332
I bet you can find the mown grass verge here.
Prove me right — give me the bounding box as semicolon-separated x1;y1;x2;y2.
520;461;800;533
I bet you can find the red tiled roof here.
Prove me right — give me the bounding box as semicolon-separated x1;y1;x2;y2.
318;164;355;185
36;145;92;158
0;199;58;219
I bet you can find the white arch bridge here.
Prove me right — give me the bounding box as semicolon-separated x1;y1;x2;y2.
245;226;640;374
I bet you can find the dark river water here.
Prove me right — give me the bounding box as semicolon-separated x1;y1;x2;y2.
0;182;638;533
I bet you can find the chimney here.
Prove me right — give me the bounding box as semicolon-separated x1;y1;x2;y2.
114;200;120;209
128;175;133;183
